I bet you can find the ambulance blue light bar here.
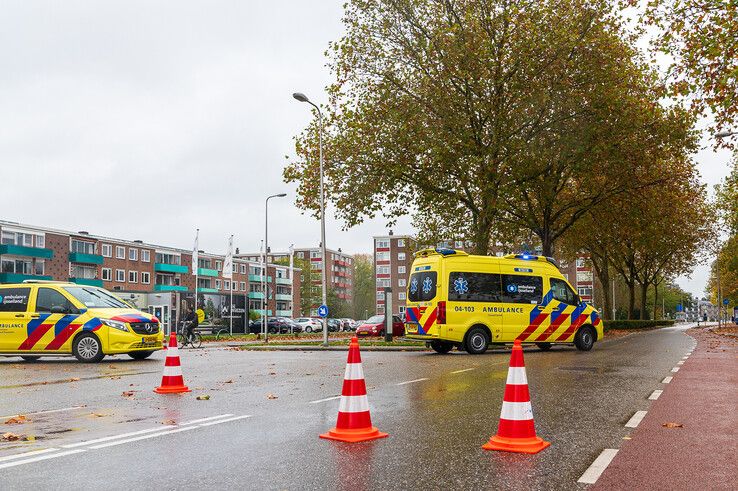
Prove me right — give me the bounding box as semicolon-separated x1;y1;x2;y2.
505;254;559;268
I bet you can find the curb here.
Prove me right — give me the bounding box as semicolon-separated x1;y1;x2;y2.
233;344;431;352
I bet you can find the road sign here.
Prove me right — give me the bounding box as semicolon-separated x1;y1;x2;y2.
723;298;729;305
318;305;329;318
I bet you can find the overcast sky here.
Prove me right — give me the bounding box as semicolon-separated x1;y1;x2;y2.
0;1;731;297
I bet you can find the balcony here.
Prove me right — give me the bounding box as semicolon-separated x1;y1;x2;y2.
276;310;292;317
275;277;292;285
68;252;104;265
248;274;272;283
0;244;54;259
248;292;265;300
154;284;188;292
154;263;188;274
196;287;218;293
0;273;53;283
68;277;103;287
275;293;292;301
197;268;218;277
251;309;273;316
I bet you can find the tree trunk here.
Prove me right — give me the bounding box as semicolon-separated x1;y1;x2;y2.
590;254;612;320
627;280;636;320
472;220;492;255
639;281;650;320
653;282;659;320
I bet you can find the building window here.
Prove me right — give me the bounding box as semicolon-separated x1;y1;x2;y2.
116;246;125;259
128;271;138;283
376;239;389;248
216;279;221;289
101;268;112;281
398;292;406;301
376;251;389;261
240;282;246;291
1;257;32;275
115;269;125;282
240;264;246;274
101;244;112;257
224;280;231;290
377;305;385;314
216;260;222;271
397;239;405;248
376;265;390;275
399;306;406;314
376;290;386;299
129;248;138;261
398;252;406;261
297;252;304;259
398;278;406;287
576;258;586;268
141;250;150;262
34;260;45;276
155;252;180;265
141;272;150;284
71;239;95;254
232;282;237;291
398;266;406;274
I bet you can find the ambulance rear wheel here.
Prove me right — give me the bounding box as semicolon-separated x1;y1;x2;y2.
72;333;105;363
430;341;453;354
464;327;489;355
574;326;596;351
536;342;552;351
20;356;41;362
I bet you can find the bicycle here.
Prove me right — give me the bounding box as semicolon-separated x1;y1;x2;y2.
177;321;202;349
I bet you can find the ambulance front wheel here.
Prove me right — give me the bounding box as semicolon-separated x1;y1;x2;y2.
430;340;453;354
464;326;490;355
574;326;596;351
72;332;105;363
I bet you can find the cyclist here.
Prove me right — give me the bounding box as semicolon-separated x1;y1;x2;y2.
183;307;199;341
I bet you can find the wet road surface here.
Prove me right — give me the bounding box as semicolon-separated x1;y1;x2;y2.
0;326;695;490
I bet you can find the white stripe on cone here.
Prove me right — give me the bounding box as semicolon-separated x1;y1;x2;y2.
500;401;535;421
162;366;183;377
506;367;528;385
343;363;365;381
338;394;370;413
166;346;179;356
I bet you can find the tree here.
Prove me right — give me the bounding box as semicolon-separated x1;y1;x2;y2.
351;254;375;319
327;286;352;318
640;0;738;139
285;0;687;256
707;157;738;310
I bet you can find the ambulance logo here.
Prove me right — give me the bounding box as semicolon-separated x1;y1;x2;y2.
507;284;518;293
410;278;419;295
422;277;433;294
453;277;469;295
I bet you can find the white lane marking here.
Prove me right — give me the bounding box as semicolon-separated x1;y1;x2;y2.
0;406;84;420
677;361;684;365
309;395;342;404
625;411;647;428
450;368;475;374
180;414;234;426
648;390;663;400
0;448;60;463
62;426;174;448
199;415;252;427
662;376;673;384
396;378;429;386
682;356;689;360
671;367;680;373
0;449;86;470
89;426;199;449
578;449;619;484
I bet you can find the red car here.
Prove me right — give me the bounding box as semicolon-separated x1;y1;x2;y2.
356;315;405;337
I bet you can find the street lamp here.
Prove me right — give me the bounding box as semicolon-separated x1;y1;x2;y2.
293;91;329;347
263;193;287;342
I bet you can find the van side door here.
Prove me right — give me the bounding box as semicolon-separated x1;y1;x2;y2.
501;271;551;341
0;286;34;352
446;266;503;341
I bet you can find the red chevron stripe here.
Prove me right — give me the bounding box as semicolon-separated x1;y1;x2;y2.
534;313;570;342
554;314;589;342
45;324;83;350
516;312;548;341
18;323;53;350
422;308;437;333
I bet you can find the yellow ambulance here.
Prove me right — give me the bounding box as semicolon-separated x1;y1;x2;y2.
0;281;163;362
404;249;603;354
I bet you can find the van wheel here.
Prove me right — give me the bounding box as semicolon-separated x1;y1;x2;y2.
464;327;489;355
73;333;105;363
306;326;313;333
128;351;154;360
574;326;596;351
20;356;41;362
536;342;552;351
430;341;453;354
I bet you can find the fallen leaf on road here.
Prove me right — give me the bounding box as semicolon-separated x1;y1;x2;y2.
662;422;683;428
222;380;234;384
4;415;29;425
161;419;176;425
69;378;80;382
2;432;22;441
108;365;118;369
89;413;107;418
25;435;36;442
109;376;121;380
122;391;136;398
266;393;278;400
196;395;210;400
269;372;276;375
622;436;632;440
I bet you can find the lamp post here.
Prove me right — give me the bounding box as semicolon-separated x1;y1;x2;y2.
293;91;329;347
263;193;287;342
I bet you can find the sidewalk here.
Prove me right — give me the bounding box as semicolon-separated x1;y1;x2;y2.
592;325;738;490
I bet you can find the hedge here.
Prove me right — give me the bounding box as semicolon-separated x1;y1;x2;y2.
603;319;675;331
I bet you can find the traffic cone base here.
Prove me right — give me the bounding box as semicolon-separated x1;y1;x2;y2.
154;333;190;394
482;435;550;454
320;426;388;443
321;337;388;443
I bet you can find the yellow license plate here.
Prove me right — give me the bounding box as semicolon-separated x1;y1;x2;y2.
405;323;417;333
142;336;158;343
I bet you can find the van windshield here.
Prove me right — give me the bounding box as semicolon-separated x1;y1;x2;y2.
63;287;129;309
408;271;438;302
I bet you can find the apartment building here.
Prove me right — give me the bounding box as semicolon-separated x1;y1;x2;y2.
559;256;595;303
373;232;416;316
0;220;301;332
240;246;354;316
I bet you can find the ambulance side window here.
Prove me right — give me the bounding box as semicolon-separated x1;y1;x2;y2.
0;287;31;312
501;275;542;304
550;278;578;306
448;272;502;302
36;288;76;314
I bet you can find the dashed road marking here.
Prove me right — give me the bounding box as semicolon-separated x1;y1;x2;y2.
625;411;647;428
199;415;252;426
648;390;663;400
677;361;684;365
0;448;60;463
578;449;619;484
662;376;673;384
0;449;86;470
62;426;174;448
181;414;234;425
90;426;199;449
0;406;85;420
450;368;475;374
309;395;342;404
671;367;680;373
396;378;429;386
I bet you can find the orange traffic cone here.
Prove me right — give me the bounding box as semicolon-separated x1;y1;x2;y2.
154;333;191;394
482;339;550;454
320;337;388;443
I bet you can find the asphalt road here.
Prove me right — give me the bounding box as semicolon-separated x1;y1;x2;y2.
0;325;696;490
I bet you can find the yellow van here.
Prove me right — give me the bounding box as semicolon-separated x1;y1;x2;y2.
0;281;163;362
404;249;603;354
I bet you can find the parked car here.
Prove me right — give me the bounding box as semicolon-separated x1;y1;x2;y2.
356;315;405;337
326;318;342;332
249;318;302;334
339;318;355;331
294;317;323;333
